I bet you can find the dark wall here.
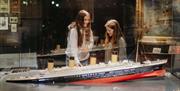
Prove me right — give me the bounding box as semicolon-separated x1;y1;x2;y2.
0;0;136;57
39;0;93;53
26;0;136;57
94;0;136;59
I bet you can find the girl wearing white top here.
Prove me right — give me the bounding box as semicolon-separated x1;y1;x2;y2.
66;10;94;66
104;19;127;62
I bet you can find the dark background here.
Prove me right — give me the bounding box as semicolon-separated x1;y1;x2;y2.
0;0;136;59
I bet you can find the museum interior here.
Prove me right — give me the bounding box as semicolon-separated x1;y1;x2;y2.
0;0;180;91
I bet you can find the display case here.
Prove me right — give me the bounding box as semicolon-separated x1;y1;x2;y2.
170;38;180;79
136;36;176;71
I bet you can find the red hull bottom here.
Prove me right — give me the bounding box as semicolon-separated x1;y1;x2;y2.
70;69;166;84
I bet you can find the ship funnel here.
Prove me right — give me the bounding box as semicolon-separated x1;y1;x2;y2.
48;60;54;71
111;50;118;63
90;53;96;65
69;56;75;68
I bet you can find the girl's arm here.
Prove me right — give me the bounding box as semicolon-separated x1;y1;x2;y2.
66;28;80;64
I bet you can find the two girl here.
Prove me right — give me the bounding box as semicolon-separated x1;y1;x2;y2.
66;10;126;66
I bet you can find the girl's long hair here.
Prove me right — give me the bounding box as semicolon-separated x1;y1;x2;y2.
75;10;91;47
104;19;124;47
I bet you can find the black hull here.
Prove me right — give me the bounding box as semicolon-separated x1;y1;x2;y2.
6;64;165;83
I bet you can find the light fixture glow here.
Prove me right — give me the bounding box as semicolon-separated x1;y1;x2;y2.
51;1;55;5
56;3;59;7
22;1;28;6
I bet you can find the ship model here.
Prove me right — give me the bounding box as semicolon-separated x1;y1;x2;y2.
4;57;167;83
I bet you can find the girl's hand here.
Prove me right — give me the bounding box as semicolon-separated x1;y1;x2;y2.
76;63;83;67
81;47;89;52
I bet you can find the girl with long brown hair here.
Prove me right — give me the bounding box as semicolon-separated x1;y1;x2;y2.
66;10;94;66
104;19;127;62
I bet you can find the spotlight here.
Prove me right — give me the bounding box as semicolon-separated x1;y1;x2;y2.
51;1;55;5
23;1;28;6
56;3;59;7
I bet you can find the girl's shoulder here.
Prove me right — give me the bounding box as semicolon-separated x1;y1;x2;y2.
119;37;126;46
68;22;77;30
119;37;126;43
120;37;125;40
68;28;77;35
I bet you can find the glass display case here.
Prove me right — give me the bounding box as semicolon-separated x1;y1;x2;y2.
0;0;179;75
136;36;175;70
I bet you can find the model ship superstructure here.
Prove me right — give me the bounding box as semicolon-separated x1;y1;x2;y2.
4;58;167;83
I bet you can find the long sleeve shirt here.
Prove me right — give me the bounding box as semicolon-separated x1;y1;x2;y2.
105;37;127;62
118;37;127;60
65;28;94;64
